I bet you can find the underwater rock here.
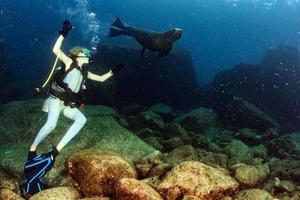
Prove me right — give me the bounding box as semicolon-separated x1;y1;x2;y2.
172;107;219;133
224;139;250;156
275;191;300;200
80;197;111;200
232;97;280;129
163;123;192;143
189;133;209;149
87;45;199;109
141;177;162;190
267;133;300;160
224;140;253;166
148;103;173;120
235;128;263;145
143;136;164;151
162;137;185;152
182;195;203;200
0;166;19;194
274;179;297;194
114;178;164;200
232;163;269;187
220;197;233;200
234;188;274;200
267;158;300;184
207;142;223;153
199;45;300;131
282;133;300;152
0;100;157;186
134;162;153;179
134;128;157;139
157;161;239;200
29;186;82;200
202;127;235;148
66;148;137;197
121;104;148;116
134;152;168;179
262;127;281;142
128;110;165;132
0;188;24;200
163;145;199;167
199;151;229;169
146;163;172;178
251;144;268;159
290;168;300;184
0;41;19;105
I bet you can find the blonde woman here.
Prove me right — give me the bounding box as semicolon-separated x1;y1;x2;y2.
22;20;124;197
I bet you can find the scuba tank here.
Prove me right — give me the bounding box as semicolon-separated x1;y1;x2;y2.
35;59;88;109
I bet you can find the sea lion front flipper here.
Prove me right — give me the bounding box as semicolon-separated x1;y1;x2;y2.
141;46;146;58
157;43;172;58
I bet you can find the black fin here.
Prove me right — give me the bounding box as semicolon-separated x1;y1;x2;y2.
107;27;124;38
112;16;125;29
141;46;146;58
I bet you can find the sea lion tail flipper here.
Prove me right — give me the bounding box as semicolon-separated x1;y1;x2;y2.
112;16;125;29
107;27;124;38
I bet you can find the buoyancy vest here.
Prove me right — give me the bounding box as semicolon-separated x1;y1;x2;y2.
49;62;88;109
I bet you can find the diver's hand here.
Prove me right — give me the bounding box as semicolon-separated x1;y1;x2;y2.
33;87;43;97
112;62;124;74
59;20;73;37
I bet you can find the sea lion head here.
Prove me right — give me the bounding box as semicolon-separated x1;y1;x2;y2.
165;28;183;41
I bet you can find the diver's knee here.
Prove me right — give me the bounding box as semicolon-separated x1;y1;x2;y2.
76;115;87;125
80;115;87;125
44;122;57;132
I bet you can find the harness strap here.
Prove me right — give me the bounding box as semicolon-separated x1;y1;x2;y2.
49;63;88;108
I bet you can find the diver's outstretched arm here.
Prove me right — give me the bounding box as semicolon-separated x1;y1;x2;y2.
53;20;73;70
87;70;113;82
87;63;124;82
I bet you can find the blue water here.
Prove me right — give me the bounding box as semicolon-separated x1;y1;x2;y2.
1;0;300;91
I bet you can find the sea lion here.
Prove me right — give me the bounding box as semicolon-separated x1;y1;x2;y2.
108;16;183;58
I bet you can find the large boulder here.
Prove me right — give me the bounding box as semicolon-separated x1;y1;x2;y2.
128;110;165;132
114;178;164;200
232;163;269;187
0;188;24;200
199;45;300;131
163;145;199;167
29;186;82;200
224;140;253;166
157;161;239;200
66;148;137;196
234;188;274;200
267;133;300;160
172;107;219;133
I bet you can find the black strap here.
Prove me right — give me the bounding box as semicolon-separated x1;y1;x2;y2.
49;62;88;108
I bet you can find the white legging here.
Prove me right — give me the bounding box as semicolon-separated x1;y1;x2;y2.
32;97;87;150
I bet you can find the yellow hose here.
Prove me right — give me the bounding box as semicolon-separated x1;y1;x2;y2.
34;56;59;94
41;56;59;88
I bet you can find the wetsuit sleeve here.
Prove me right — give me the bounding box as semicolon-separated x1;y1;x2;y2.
87;70;113;82
52;35;72;70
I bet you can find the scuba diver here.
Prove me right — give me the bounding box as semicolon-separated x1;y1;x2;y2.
21;20;124;198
